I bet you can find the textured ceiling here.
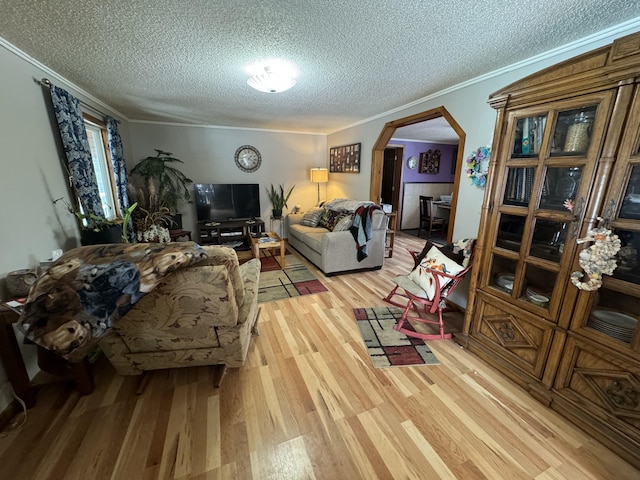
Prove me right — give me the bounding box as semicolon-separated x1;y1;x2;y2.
393;117;459;144
1;0;640;137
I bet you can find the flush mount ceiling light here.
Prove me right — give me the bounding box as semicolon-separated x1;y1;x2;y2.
246;60;298;93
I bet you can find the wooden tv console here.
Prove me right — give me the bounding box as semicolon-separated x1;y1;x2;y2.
197;218;265;249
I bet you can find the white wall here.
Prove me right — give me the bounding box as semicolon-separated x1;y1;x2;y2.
128;123;326;233
0;43;131;412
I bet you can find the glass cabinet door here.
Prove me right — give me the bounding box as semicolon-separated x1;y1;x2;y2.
574;98;640;349
512;115;547;158
550;106;597;157
485;94;613;318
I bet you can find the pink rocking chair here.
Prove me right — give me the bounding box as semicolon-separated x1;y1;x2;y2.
383;240;475;340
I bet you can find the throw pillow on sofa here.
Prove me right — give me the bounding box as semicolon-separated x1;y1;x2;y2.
408;245;464;300
300;207;324;227
318;209;344;231
332;214;354;232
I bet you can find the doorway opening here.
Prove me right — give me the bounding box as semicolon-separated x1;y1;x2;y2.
381;145;403;209
369;106;465;242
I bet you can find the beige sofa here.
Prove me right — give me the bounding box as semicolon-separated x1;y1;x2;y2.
99;245;260;383
285;201;388;275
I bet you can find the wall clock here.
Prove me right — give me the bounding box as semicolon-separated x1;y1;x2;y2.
407;156;418;169
234;145;261;173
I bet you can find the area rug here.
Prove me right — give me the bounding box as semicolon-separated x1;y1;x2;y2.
257;249;328;303
353;306;439;367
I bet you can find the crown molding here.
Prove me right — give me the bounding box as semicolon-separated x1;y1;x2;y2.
331;18;640;135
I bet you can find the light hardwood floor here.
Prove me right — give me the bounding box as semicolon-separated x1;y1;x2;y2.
1;232;638;479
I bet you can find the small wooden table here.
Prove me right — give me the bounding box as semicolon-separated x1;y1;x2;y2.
0;304;95;408
433;201;452;219
385;211;397;258
251;231;286;268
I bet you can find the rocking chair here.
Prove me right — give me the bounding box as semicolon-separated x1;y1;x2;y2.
383;239;475;340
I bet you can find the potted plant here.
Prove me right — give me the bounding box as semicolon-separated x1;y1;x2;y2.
53;197;121;245
54;198;138;244
266;184;295;218
128;149;193;229
129;201;173;242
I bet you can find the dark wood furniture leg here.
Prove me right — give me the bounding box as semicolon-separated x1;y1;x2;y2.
37;347;95;395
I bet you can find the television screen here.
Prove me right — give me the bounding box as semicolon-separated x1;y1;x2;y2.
194;184;261;222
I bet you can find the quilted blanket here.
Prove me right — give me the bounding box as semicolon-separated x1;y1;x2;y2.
350;204;382;261
17;242;207;362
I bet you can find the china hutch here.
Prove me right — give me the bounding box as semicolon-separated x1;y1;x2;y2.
460;32;640;468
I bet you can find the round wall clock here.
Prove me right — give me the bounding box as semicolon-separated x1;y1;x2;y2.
407;156;418;169
234;145;261;173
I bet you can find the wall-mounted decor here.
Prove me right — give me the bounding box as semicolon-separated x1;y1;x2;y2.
419;149;440;174
465;145;490;188
329;142;361;173
234;145;261;173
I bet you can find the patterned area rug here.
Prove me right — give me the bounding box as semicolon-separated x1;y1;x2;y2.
257;249;328;303
353;306;439;367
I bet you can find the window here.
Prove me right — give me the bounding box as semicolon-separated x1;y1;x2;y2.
83;115;119;219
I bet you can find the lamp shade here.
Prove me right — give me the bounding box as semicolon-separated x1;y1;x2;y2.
310;168;329;183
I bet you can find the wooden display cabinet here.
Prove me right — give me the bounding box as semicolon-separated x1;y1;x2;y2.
459;31;640;468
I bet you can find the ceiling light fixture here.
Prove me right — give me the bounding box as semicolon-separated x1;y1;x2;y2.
246;60;298;93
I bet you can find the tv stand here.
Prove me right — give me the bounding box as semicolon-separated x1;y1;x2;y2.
198;218;265;250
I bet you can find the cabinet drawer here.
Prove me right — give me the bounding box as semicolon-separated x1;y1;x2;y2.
471;292;556;380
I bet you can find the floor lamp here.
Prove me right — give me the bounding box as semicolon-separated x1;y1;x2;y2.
310;168;329;205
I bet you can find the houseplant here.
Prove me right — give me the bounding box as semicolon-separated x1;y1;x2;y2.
54;198;138;244
266;184;295;218
128;149;193;229
53;197;122;245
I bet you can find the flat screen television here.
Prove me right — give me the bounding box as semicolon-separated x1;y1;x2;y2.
194;183;261;222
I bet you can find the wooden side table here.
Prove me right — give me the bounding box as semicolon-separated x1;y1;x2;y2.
0;304;95;408
385;211;397;258
251;231;286;268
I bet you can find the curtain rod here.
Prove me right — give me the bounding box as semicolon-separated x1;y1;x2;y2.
38;77;111;120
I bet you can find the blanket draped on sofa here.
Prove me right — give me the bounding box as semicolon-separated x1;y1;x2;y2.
17;242;207;362
350;204;382;261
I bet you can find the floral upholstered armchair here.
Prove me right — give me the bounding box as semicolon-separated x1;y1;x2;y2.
98;245;261;385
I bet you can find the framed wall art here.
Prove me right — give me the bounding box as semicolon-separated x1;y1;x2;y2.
419;149;441;174
329;142;361;173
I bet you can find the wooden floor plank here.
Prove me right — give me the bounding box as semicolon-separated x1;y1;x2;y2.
0;232;637;479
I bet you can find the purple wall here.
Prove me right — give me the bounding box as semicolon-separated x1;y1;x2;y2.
394;140;458;183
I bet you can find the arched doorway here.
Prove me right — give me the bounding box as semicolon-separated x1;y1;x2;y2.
369;106;465;242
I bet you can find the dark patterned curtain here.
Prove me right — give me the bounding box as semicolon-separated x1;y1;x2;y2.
50;85;104;218
105;116;135;242
105;116;130;213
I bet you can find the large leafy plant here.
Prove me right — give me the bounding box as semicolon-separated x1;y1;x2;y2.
128;149;193;214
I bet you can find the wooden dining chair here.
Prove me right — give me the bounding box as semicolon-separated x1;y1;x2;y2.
418;195;446;238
